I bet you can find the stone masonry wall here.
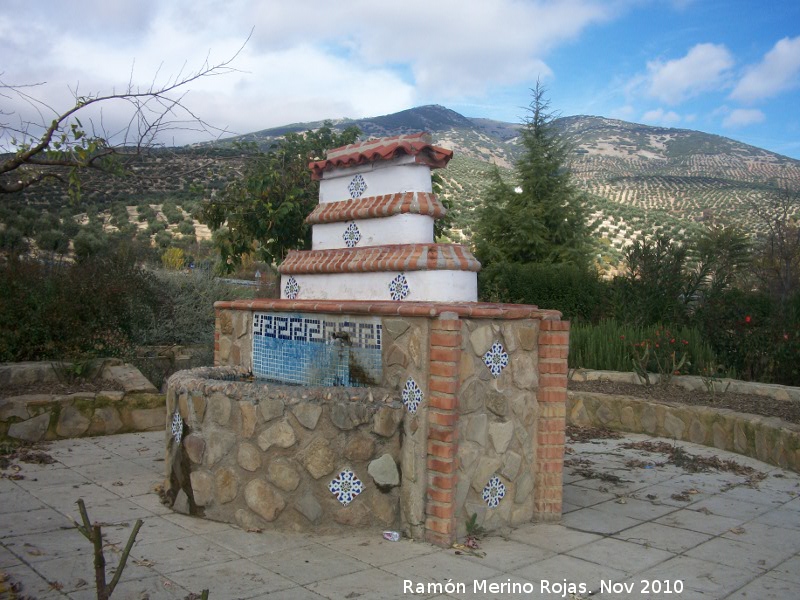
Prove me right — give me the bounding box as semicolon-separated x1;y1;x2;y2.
166;367;404;532
209;300;569;546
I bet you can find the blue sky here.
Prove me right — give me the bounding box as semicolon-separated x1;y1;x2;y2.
2;0;799;158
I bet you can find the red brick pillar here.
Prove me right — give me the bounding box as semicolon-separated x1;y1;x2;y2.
535;319;569;521
425;313;462;546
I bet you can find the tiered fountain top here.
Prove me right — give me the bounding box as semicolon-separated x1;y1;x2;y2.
279;133;481;302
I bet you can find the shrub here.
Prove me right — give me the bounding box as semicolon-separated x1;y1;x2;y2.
479;262;606;322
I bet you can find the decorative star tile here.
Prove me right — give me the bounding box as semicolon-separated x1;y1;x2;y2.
402;377;423;414
483;342;509;378
482;475;506;508
343;222;361;248
348;174;367;199
389;273;410;301
171;411;183;444
329;468;364;506
284;276;300;300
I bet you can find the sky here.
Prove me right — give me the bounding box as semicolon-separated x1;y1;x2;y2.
2;0;799;158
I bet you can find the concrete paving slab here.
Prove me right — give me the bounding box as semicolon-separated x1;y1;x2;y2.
612;521;713;553
167;557;297;599
250;544;371;586
567;536;675;575
3;429;800;600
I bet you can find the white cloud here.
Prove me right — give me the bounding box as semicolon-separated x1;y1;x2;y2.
722;108;766;128
730;36;800;103
645;43;734;104
0;0;624;146
642;108;682;125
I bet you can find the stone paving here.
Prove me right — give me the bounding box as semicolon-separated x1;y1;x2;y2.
2;431;799;599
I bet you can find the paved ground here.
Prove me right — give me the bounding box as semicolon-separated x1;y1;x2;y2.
1;431;799;600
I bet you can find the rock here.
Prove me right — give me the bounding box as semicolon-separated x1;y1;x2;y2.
641;405;657;434
501;323;519;353
386;346;409;368
219;311;233;334
259;398;285;423
173;489;190;514
517;324;538;351
291;403;323;430
330;403;370;430
267;459;301;492
206;393;231;426
56;406;90;438
465;414;488;447
8;413;51;442
190;471;213;506
596;404;615;425
218;337;231;363
97;391;125;402
620;406;636;430
0;398;29;421
459;351;475;383
295;492;323;523
344;434;376;461
383;319;410;340
87;407;123;436
689;419;707;445
300;438;336;479
511;354;538;389
183;434;206;464
235;508;266;531
368;454;400;487
486;391;508;417
257;420;297;451
214;467;239;504
712;423;730;450
370;493;397;525
245;479;285;522
458;442;481;473
408;328;424;368
102;364;158;394
459;379;486;414
471;457;501;493
239;402;257;438
332;502;371;527
191;394;206;422
664;413;686;439
470;326;493;357
204;430;236;467
373;406;403;437
237;442;261;471
128;407;165;431
515;473;533;503
500;451;522;481
489;421;514;453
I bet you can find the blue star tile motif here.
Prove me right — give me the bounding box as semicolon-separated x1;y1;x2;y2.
348;174;367;199
171;411;183;444
402;377;423;414
482;475;506;508
483;342;509;378
284;276;300;299
389;273;410;301
329;468;364;506
343;222;361;248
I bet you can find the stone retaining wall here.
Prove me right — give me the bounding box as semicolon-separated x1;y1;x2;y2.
568;391;800;472
165;367;404;533
0;360;165;442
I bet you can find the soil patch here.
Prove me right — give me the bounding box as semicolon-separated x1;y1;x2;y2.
569;379;800;425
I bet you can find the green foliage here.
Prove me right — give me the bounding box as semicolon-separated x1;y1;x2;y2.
473;84;589;268
201;123;360;272
569;319;715;376
629;328;690;385
178;219;196;235
154;230;173;249
478;262;605;322
73;228;108;260
35;229;70;255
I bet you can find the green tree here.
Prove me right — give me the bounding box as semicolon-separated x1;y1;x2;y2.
200;123;360;273
473;83;589;268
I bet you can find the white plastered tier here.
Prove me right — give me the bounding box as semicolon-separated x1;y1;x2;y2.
280;270;478;302
319;155;432;203
312;214;434;250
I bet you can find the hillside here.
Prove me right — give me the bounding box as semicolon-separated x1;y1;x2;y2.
3;105;799;271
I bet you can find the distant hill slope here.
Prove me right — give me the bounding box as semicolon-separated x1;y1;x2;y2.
6;105;799;271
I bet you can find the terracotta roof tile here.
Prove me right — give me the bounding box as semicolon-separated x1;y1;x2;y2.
309;132;453;180
278;244;481;275
305;192;446;225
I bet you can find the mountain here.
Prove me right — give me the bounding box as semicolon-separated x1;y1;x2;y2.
6;105;799;271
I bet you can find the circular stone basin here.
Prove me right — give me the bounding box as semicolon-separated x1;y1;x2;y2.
164;366;405;533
